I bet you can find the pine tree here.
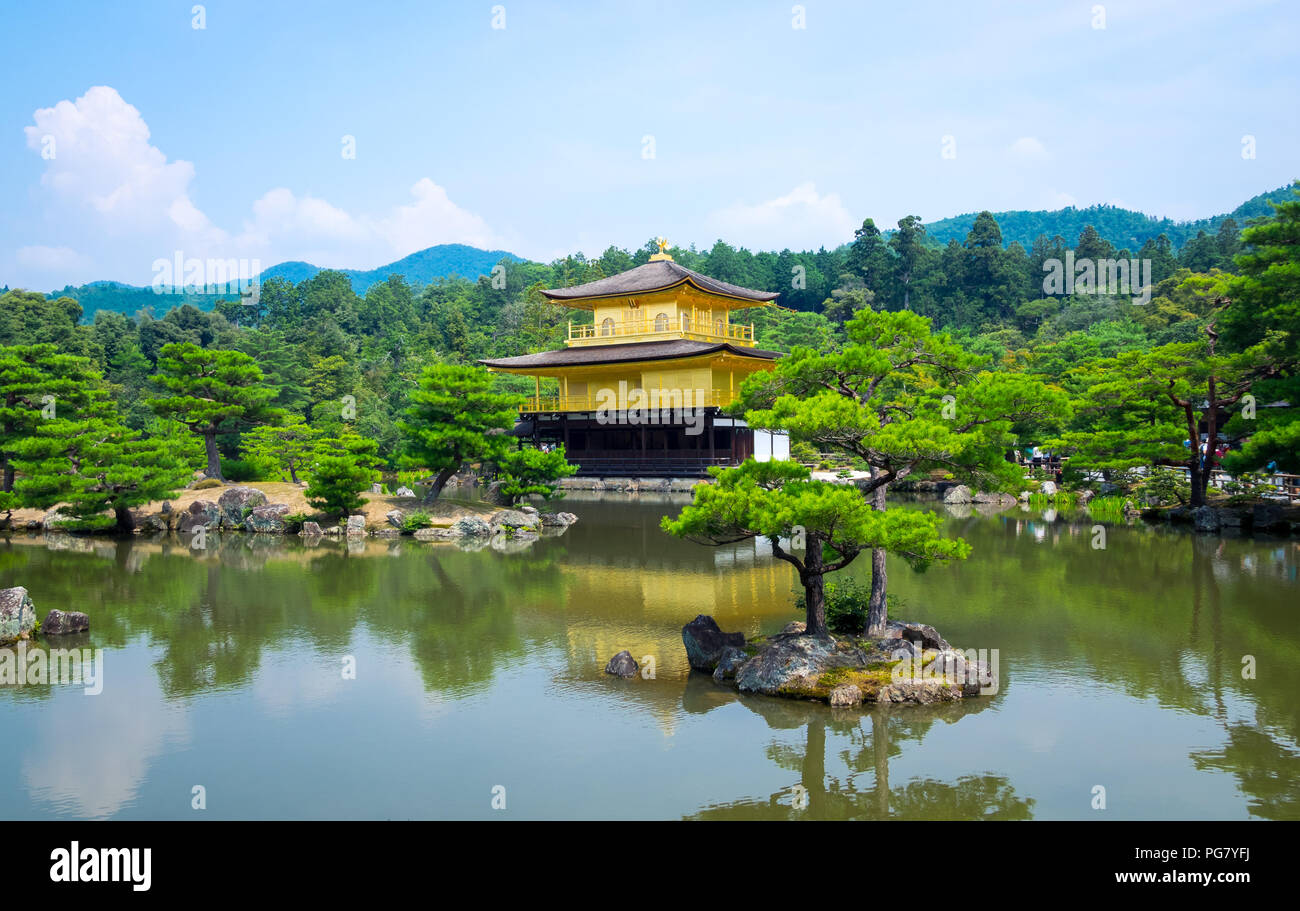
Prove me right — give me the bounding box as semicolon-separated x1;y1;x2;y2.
147;342;281;480
305;432;381;517
398;364;521;502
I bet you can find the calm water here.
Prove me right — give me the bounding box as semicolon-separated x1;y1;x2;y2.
2;495;1297;820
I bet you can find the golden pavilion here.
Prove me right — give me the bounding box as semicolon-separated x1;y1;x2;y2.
480;241;788;476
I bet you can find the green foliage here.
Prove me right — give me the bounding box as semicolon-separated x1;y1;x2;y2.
192;478;223;490
304;433;381;517
400;510;434;532
663;459;969;636
241;414;321;483
793;578;908;636
1135;467;1192;507
398;364;522;500
495;446;578;504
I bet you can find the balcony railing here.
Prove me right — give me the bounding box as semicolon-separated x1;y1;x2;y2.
568;313;754;346
523;388;731;413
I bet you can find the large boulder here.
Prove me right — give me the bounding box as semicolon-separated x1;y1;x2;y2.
711;646;750;683
681;615;746;672
604;650;639;678
0;587;36;643
41;609;89;636
734;635;867;696
41;509;75;531
451;516;492;538
245;503;290;534
386;509;406;530
1193;506;1221;533
880;620;951;651
217;486;268;528
346;515;367;537
972;491;1016;507
1040;480;1058;496
490;509;542;534
540;511;578;528
394;486;416;498
1253;503;1290;533
300;521;323;537
176;499;221;534
942;485;972;504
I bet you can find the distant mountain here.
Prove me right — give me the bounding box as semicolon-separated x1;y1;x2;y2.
49;243;524;323
259;243;523;292
921;183;1297;252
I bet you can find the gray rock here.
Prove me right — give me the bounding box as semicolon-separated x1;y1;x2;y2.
41;609;89;635
1040;481;1058;496
161;501;173;514
604;650;639;678
882;620;951;651
1219;508;1251;528
681;614;746;672
876;680;963;704
540;511;578;527
217;486;267;528
346;515;367;537
1017;490;1031;502
386;509;406;529
972;491;1016;507
451;516;492;538
176;499;222;534
1078;489;1096;505
1193;506;1221;533
1253;503;1289;533
41;509;75;531
780;620;807;635
371;484;383;494
300;521;323;537
0;587;36;643
711;645;750;683
734;634;865;696
413;527;457;541
394;486;416;498
490;509;541;533
828;684;863;707
245;503;291;534
942;484;972;504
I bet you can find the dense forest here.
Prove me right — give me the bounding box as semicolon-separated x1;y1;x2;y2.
1;182;1296;520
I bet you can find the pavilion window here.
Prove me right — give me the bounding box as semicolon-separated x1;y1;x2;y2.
600;317;615;336
654;312;669;332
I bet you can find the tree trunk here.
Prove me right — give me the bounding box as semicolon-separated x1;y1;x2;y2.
801;532;829;638
865;477;889;636
114;504;136;534
2;461;13;493
203;431;223;480
289;464;300;484
423;465;459;504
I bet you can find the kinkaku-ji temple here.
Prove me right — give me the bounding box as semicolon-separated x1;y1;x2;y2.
480;240;790;476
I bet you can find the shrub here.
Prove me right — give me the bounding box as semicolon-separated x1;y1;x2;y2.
220;458;262;482
401;510;434;532
284;512;311;533
793;578;908;636
192;478;223;490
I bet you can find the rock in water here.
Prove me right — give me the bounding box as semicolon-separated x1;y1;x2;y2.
681;615;746;672
346;515;367;537
217;486;268;528
604;650;639;678
1193;506;1221;533
712;645;750;683
300;521;323;537
1040;481;1058;496
0;587;36;643
386;509;406;529
245;504;291;534
41;609;89;635
176;500;222;534
882;620;951;651
829;684;863;707
451;516;492;538
942;484;972;504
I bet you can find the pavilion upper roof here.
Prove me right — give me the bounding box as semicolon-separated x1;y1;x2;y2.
479;339;780;371
540;259;779;308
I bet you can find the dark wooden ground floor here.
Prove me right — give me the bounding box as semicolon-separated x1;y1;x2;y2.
516;411;754;477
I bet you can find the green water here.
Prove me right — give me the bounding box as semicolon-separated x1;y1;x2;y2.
1;495;1296;820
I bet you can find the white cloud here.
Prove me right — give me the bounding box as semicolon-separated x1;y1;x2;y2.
19;86;502;285
705;182;856;251
1008;136;1051;162
16;245;88;272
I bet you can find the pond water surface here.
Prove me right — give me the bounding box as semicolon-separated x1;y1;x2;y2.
2;494;1297;820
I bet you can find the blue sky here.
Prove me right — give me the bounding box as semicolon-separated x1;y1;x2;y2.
2;0;1296;290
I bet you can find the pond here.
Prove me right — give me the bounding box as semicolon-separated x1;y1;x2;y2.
1;494;1297;820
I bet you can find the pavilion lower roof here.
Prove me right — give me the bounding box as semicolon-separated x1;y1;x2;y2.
479;339;780;370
